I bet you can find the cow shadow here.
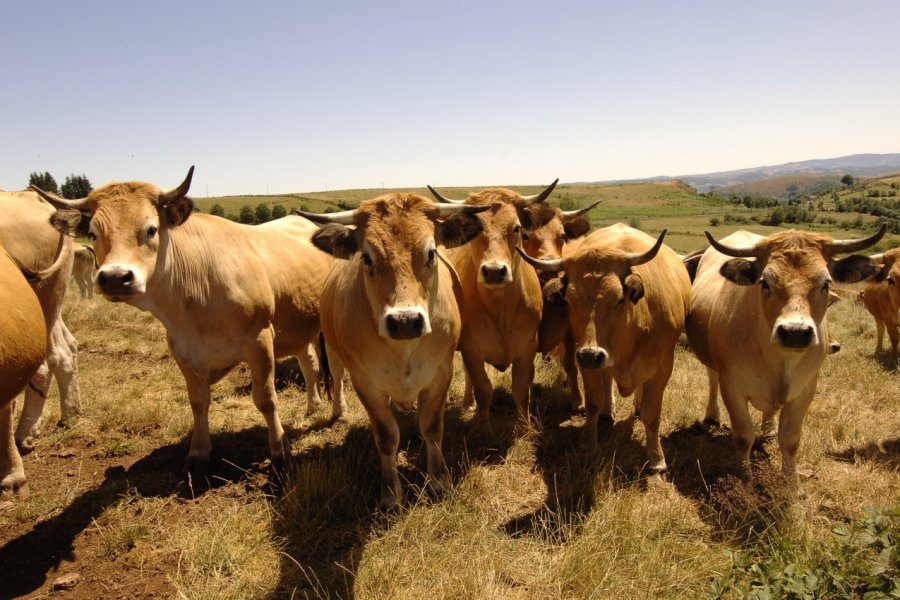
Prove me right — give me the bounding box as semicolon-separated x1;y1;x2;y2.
871;351;900;373
828;437;900;471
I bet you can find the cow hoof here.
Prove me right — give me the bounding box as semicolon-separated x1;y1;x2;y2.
570;403;585;416
183;457;211;489
305;400;325;417
15;438;35;455
1;472;28;496
701;418;720;430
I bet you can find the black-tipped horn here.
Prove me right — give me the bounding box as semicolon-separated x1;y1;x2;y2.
826;224;887;255
31;186;90;210
561;199;602;219
625;229;668;266
159;166;195;205
427;185;466;204
521;179;559;205
705;230;759;258
515;245;563;272
293;208;357;225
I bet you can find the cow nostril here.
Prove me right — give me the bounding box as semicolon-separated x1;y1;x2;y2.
97;272;108;286
412;314;424;331
121;271;133;284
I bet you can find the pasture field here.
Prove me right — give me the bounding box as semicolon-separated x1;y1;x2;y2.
0;266;898;598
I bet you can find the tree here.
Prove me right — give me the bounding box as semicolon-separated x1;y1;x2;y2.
271;204;287;219
255;202;271;223
210;203;226;217
28;171;59;194
61;174;93;199
239;205;256;224
841;174;855;187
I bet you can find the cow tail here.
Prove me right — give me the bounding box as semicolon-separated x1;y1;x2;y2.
318;332;332;404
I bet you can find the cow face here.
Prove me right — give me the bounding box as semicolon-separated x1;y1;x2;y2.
520;200;599;262
710;227;886;350
33;168;195;305
305;195;486;341
873;248;900;321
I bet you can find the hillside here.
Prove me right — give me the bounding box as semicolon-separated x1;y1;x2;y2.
716;174;843;200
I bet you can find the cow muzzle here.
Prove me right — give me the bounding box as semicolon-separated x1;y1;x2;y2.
381;307;431;340
96;264;144;300
774;321;817;349
575;346;614;369
479;261;512;286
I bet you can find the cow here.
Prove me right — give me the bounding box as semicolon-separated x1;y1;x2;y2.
0;191;82;451
685;226;885;489
0;246;47;495
31;167;344;479
72;243;98;299
295;194;488;508
427;181;559;424
861;247;900;363
518;223;691;475
521;199;601;412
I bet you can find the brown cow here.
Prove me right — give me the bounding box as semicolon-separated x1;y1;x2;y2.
0;246;47;494
0;191;82;451
862;247;900;363
32;168;343;477
297;195;487;507
686;227;884;489
72;243;97;299
519;224;691;474
428;182;558;423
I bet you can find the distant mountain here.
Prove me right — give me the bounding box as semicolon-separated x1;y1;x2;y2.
595;153;900;192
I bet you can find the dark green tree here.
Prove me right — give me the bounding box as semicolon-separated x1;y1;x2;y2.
255;202;271;223
210;203;226;217
271;204;287;219
239;205;256;224
841;174;855;187
28;171;59;194
61;174;93;199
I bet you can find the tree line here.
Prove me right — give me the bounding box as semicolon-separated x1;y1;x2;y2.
28;171;93;198
208;202;289;225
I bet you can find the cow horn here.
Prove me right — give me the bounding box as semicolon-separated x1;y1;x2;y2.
521;179;559;206
825;224;887;255
625;229;668;266
159;166;195;205
515;245;563;272
867;252;885;263
561;199;602;219
30;186;90;211
293;208;357;225
427;185;466;204
704;231;759;258
435;204;490;218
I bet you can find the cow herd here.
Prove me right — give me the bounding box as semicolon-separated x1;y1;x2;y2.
0;168;896;509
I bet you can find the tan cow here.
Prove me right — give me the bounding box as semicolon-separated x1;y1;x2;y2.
686;227;885;489
72;243;97;299
0;246;47;494
296;195;487;507
428;182;559;423
519;224;691;474
521;199;601;412
0;191;82;451
861;247;900;363
32;168;344;478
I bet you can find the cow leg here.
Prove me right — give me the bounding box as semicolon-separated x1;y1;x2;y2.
324;341;348;421
461;350;493;423
297;344;324;416
632;386;643;417
719;380;755;483
246;331;287;463
639;356;673;475
15;362;51;451
579;368;613;451
1;401;27;495
702;368;721;427
52;319;81;425
511;352;535;424
417;362;452;493
462;372;475;410
777;389;814;494
174;359;213;470
563;331;583;413
761;411;777;439
887;323;900;364
355;377;401;508
874;318;885;354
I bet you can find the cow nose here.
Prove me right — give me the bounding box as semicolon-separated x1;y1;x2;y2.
828;340;841;355
481;263;509;284
97;266;135;294
776;323;814;348
576;346;608;369
385;310;426;340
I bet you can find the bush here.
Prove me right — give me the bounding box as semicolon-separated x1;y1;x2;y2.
239;205;256;224
255;203;272;223
709;217;721;227
210;204;226;217
627;216;642;229
271;204;287;219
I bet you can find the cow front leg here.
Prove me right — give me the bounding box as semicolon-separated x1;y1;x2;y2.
702;368;721;427
52;318;81;425
639;356;674;475
356;381;401;508
324;341;348;421
174;359;213;478
15;362;51;451
511;351;536;424
563;331;583;413
296;343;323;416
579;368;614;451
417;362;453;493
461;349;493;423
719;380;755;483
778;390;814;495
246;330;287;464
887;323;900;365
1;401;27;495
874;318;885;354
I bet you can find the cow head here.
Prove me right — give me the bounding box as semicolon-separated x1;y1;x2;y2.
428;180;558;287
518;230;667;369
297;195;487;341
871;248;900;321
32;167;195;304
520;200;601;262
706;226;886;350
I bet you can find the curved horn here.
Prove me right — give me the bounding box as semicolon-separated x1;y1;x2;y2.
159;166;195;205
30;186;90;211
435;204;490;218
867;252;885;263
292;208;357;225
625;229;668;266
427;185;466;204
520;178;559;206
826;224;887;255
515;245;563;272
562;199;602;219
704;230;759;258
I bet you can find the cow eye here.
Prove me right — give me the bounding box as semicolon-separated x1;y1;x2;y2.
513;225;521;235
87;231;97;241
760;279;770;292
426;248;437;266
822;280;831;293
362;253;373;268
614;298;625;310
147;225;158;239
889;277;896;286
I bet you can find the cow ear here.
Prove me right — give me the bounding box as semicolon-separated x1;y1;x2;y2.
683;254;702;283
829;254;880;283
162;196;194;226
542;275;568;305
311;223;358;259
563;217;591;240
720;258;760;285
438;213;483;249
623;272;644;303
49;208;85;237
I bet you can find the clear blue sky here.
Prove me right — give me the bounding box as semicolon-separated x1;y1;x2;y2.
2;1;898;196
